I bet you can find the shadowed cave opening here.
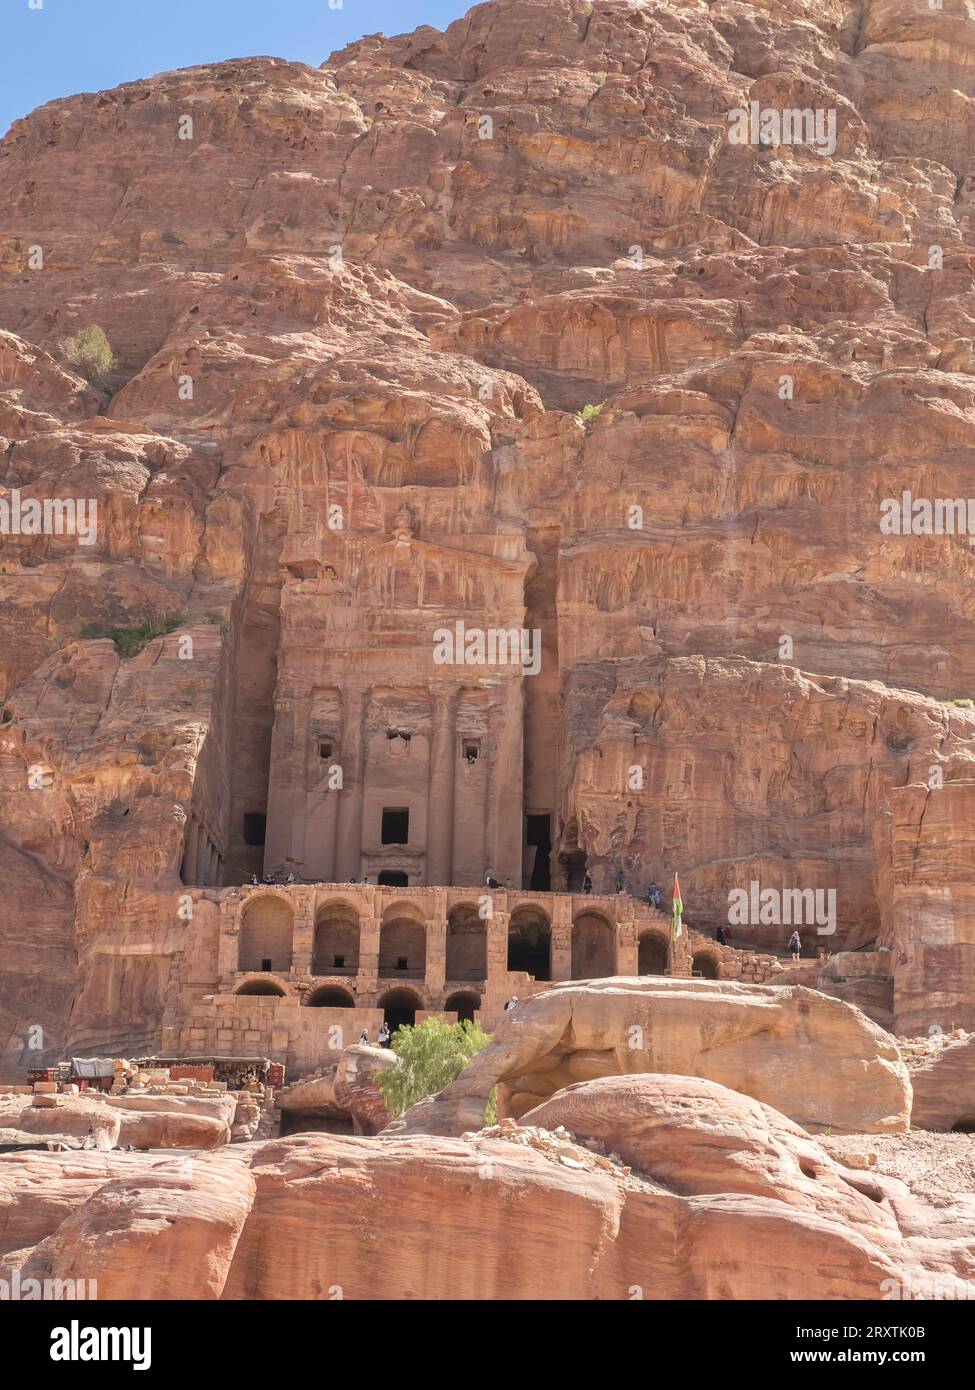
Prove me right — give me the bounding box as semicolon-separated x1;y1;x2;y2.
445;990;480;1023
380;987;420;1033
506;909;551;980
638;933;668;976
306;985;355;1007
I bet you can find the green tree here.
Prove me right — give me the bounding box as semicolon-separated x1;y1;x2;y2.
64;324;115;383
377;1017;493;1119
79;614;181;658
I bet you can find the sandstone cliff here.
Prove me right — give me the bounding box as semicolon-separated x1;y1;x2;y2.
2;0;975;1066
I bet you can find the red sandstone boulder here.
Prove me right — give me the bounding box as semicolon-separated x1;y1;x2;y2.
387;978;911;1137
1;1075;971;1300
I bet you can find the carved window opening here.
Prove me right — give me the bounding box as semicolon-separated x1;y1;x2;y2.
381;808;409;844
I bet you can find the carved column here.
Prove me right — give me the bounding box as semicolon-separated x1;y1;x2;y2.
426;888;448;995
217;896;243;987
335;687;367;882
265;693;311;876
427;686;458;886
616;901;638;975
487;909;509;992
485;674;524;888
357;915;381;998
291;890;314;978
317;754;340;884
551;893;573;981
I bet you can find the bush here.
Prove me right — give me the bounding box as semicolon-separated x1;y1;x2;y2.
377;1017;493;1119
952;698;974;708
64;324;115;383
576;401;604;423
80;615;181;658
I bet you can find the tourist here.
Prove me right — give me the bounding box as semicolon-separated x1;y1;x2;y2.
263;871;274;885
647;881;661;909
357;1028;369;1045
285;870;295;884
615;868;625;894
716;925;727;946
378;1023;390;1047
504;995;518;1011
788;929;802;962
250;873;259;886
485;867;500;889
582;871;593;894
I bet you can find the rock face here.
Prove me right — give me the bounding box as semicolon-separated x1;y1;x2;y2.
906;1034;975;1132
2;1075;971;1300
386;977;911;1136
1;0;975;1072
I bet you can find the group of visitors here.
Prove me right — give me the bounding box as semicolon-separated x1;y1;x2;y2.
357;1024;392;1048
715;924;804;961
580;869;664;904
581;869;657;899
249;870;378;887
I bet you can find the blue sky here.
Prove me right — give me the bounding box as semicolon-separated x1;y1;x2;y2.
0;0;472;136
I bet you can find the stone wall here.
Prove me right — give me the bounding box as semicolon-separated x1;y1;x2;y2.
156;883;782;1079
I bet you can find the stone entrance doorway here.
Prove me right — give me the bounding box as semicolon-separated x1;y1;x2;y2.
380;987;420;1033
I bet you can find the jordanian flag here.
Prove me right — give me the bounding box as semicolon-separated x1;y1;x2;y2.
672;871;683;942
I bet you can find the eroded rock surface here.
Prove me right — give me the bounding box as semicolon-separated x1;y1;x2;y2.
1;1074;970;1300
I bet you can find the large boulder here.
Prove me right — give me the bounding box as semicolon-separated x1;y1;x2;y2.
105;1092;237;1150
909;1035;975;1132
385;978;911;1137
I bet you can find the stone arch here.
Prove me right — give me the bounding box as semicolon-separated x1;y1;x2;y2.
444;990;480;1024
638;930;668;976
446;903;487;981
379;985;423;1033
381;898;425;924
692;951;719;980
379;914;426;978
238;894;294;974
507;905;551;981
312;903;359;976
235;978;287;997
571;911;615;979
306;984;355;1007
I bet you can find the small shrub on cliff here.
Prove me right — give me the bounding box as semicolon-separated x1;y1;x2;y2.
377;1017;493;1119
64;324;115;383
952;698;974;708
576;401;604;423
80;615;181;658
